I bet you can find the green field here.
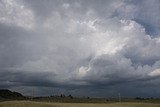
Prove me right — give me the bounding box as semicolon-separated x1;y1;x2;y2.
0;101;160;107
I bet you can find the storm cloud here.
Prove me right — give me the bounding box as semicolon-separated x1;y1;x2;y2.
0;0;160;97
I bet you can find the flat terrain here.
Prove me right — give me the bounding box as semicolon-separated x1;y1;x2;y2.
0;101;160;107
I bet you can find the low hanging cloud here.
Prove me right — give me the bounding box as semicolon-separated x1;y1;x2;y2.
0;0;160;97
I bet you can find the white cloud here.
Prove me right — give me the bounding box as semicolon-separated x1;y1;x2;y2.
0;0;35;30
149;69;160;77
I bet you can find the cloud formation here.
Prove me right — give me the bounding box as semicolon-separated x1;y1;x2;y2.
0;0;160;97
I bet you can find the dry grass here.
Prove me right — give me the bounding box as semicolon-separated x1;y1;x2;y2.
0;101;160;107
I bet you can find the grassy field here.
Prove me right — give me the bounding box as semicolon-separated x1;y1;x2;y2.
0;101;160;107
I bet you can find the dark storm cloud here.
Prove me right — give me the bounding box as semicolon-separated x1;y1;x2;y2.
0;0;160;97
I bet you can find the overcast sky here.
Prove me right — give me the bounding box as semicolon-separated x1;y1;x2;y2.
0;0;160;97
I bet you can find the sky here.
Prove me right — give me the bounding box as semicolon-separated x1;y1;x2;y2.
0;0;160;98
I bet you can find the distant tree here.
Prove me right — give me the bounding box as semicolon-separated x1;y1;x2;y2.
150;97;153;99
68;95;73;99
60;94;65;98
135;97;145;100
106;99;109;101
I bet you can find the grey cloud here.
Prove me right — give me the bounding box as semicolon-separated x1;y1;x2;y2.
0;0;160;97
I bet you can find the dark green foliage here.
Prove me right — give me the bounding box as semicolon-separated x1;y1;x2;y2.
0;89;25;100
68;95;73;99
